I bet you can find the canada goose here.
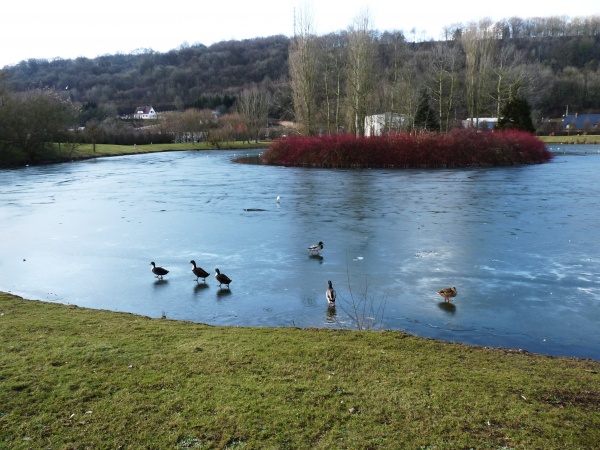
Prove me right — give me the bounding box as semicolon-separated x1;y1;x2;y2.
190;260;210;282
308;241;324;255
215;268;232;288
437;287;457;302
326;280;336;306
150;262;169;280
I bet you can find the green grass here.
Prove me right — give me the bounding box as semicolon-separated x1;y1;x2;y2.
1;293;598;449
64;141;270;160
539;135;600;145
0;141;271;168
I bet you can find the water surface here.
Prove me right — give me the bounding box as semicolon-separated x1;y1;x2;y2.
1;144;599;360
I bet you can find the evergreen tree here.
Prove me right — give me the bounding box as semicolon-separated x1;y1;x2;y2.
414;91;439;131
497;96;535;133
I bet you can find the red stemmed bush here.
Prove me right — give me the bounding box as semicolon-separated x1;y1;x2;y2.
260;129;552;168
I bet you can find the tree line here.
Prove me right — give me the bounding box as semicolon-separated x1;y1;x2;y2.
2;35;290;118
288;11;600;136
1;14;599;165
2;15;600;120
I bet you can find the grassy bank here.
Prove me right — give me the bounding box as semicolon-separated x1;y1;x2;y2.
64;141;270;160
1;293;598;449
261;130;552;169
1;141;270;168
539;135;600;145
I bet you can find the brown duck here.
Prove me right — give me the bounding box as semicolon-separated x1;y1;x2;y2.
437;287;457;302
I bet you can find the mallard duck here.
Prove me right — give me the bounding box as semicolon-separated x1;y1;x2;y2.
308;241;324;255
150;262;169;280
438;287;457;302
215;268;232;288
326;280;336;306
190;260;210;282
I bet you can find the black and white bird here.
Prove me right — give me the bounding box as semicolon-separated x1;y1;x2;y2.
150;262;169;280
326;280;336;306
215;268;232;288
190;260;210;282
437;286;457;302
308;241;324;255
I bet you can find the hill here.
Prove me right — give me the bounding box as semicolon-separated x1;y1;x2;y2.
1;35;290;117
1;16;599;126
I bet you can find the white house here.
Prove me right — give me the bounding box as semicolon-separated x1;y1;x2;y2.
462;117;497;130
133;106;157;119
365;113;404;136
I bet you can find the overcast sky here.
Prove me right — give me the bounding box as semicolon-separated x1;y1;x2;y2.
2;0;599;68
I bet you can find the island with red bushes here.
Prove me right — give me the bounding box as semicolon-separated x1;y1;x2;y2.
260;129;552;169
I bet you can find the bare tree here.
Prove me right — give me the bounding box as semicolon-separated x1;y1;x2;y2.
461;19;497;127
379;31;407;133
165;108;216;143
236;86;271;142
84;119;103;152
0;70;6;108
396;58;423;131
491;43;531;116
319;32;347;134
427;42;462;132
289;3;318;135
219;112;248;143
345;9;378;137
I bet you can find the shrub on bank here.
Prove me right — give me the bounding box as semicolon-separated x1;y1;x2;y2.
260;129;552;168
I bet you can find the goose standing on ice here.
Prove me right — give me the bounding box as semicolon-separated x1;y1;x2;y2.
150;262;169;280
215;268;232;288
190;260;210;283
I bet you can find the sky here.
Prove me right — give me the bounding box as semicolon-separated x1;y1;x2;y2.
2;0;599;68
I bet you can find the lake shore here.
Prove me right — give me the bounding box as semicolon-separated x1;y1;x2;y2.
1;291;598;448
539;134;600;145
2;135;598;168
0;141;270;168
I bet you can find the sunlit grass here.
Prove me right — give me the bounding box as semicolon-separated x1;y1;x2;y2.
1;292;598;449
64;141;270;159
538;134;600;145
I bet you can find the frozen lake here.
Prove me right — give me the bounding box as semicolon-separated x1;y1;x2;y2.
1;144;599;360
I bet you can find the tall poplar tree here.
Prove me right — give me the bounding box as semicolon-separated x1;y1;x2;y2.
346;9;378;137
289;4;318;135
462;19;497;127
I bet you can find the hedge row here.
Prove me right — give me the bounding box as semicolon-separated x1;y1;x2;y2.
260;129;552;168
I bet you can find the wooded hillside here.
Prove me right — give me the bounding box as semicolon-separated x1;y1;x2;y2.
1;16;599;126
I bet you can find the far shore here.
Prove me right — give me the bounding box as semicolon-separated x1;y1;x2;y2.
2;134;599;169
539;134;600;145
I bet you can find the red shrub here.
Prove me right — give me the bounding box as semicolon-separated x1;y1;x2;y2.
260;129;552;169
